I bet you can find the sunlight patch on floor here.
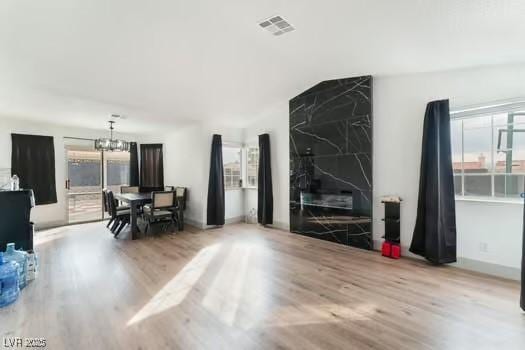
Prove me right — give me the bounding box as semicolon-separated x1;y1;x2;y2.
246;303;378;329
201;242;254;327
34;227;71;246
127;243;221;326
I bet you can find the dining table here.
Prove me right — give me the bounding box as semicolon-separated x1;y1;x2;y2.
114;192;152;240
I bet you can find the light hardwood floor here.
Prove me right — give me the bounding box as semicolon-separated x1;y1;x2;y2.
1;222;524;349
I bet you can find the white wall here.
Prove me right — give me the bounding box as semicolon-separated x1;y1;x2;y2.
456;200;522;270
243;106;290;229
241;63;525;278
373;63;525;275
163;122;245;227
0;116;150;228
164;123;208;227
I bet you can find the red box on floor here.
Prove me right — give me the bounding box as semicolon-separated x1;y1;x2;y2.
391;244;401;259
381;242;391;257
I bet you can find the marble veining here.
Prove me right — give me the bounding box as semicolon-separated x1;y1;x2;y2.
289;76;373;249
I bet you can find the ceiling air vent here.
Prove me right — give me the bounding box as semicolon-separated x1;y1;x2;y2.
259;16;295;36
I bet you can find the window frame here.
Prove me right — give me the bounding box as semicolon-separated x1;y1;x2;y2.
451;99;525;202
242;145;259;189
222;143;243;190
222;142;259;190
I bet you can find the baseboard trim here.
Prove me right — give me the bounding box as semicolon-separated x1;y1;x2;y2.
267;220;290;231
372;239;520;281
34;220;67;231
225;216;244;225
184;218;206;230
455;257;521;281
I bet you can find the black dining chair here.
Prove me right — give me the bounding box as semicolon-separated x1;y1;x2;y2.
172;187;187;231
107;190;131;238
102;189;112;228
104;189;129;229
143;191;176;234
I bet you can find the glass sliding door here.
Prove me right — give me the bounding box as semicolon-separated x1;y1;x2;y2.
66;145;103;224
103;151;130;219
65;138;131;224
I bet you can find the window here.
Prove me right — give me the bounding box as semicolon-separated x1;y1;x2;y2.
222;144;259;189
105;151;130;194
246;147;259;187
452;106;525;200
223;146;242;189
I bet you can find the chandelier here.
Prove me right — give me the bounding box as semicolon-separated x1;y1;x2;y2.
94;120;130;152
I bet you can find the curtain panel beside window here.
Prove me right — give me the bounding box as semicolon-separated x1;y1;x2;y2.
140;144;164;190
11;133;57;205
410;100;457;264
258;133;273;225
129;142;140;187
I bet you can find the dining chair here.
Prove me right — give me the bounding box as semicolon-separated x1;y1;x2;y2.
139;186;164;193
102;189;114;228
172;187;187;230
175;187;187;210
107;191;131;238
121;186;139;193
164;186;175;191
143;191;176;234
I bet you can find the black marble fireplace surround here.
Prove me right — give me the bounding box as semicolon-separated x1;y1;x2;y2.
289;76;373;249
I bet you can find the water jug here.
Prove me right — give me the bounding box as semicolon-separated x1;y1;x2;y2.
0;252;20;307
4;243;28;289
11;174;20;191
26;250;38;282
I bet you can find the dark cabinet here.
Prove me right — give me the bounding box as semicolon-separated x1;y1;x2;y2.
0;190;35;251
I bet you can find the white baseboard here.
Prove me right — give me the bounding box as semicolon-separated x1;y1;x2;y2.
372;239;521;281
184;218;206;230
225;216;244;225
455;257;521;281
267;220;290;231
34;220;67;231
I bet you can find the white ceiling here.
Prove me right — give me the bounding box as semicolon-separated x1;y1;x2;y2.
1;0;525;133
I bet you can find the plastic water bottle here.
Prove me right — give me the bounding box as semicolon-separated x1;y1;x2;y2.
4;243;28;289
11;175;20;191
0;252;20;307
26;250;38;282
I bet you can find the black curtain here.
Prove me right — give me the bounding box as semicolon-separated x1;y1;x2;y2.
140;144;164;189
258;133;273;225
129;142;139;187
409;100;457;264
521;187;525;311
11;134;57;205
206;134;225;226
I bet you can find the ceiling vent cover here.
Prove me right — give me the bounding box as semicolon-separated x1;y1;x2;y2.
259;16;295;36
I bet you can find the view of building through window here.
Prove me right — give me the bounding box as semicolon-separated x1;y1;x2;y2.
222;145;259;189
246;147;259;187
223;146;242;189
451;111;525;199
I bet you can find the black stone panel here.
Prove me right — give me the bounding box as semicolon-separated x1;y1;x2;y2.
289;76;373;250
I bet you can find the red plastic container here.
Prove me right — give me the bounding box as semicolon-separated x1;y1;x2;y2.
391;244;401;259
381;242;391;257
